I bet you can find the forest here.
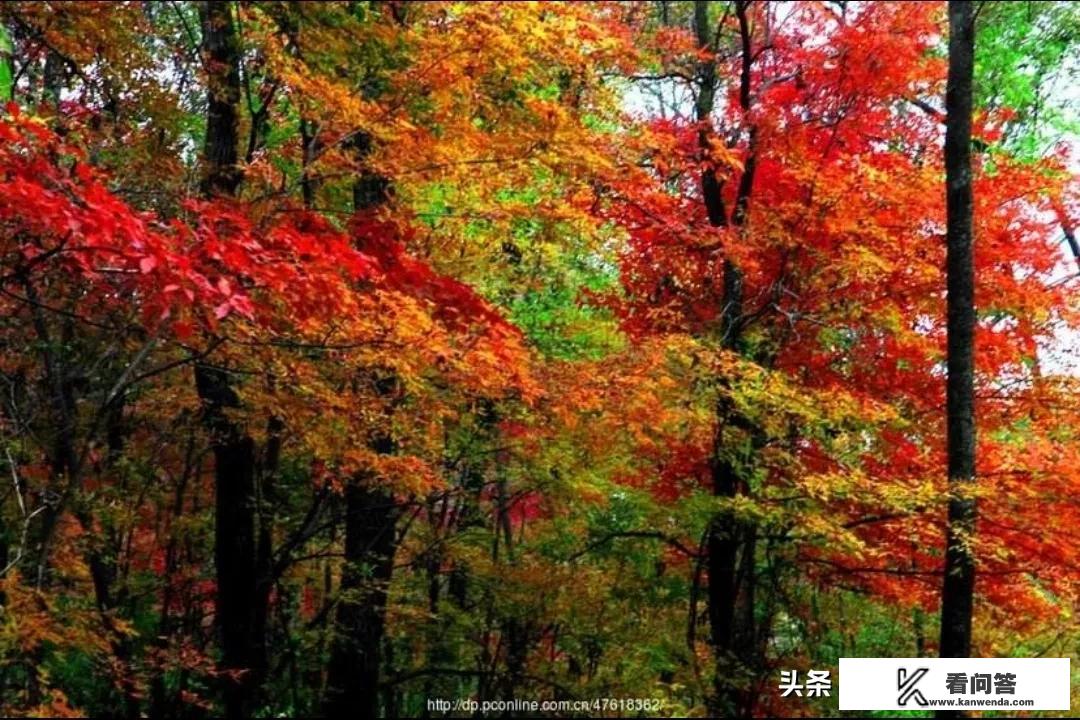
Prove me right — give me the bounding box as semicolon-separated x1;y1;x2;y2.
1;1;1079;717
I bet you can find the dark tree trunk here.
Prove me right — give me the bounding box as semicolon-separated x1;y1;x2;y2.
323;472;402;719
197;3;262;718
693;0;726;230
323;132;400;719
199;0;241;199
254;414;283;680
196;363;260;719
695;1;759;715
938;0;977;683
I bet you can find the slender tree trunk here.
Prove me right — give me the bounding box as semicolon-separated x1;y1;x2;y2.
323;453;401;720
199;0;242;200
197;3;262;717
197;363;259;719
695;1;759;715
322;135;400;719
274;12;405;716
938;0;977;681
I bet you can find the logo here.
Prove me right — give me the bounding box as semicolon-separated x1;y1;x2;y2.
840;658;1069;711
897;667;929;707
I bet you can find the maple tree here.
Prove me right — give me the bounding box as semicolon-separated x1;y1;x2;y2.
1;1;1079;718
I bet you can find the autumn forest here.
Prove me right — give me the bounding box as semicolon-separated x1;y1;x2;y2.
1;1;1080;717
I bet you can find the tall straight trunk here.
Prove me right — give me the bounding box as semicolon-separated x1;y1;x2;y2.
197;3;262;718
199;1;242;200
323;135;399;720
939;0;977;671
324;480;401;718
695;1;759;715
323;432;401;719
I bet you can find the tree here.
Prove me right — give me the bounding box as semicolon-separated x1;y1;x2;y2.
194;4;263;717
938;0;977;671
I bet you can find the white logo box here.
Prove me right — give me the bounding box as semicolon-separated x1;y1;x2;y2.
839;657;1070;711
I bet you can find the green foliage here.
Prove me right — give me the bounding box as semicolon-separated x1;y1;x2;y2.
0;24;12;101
976;1;1080;156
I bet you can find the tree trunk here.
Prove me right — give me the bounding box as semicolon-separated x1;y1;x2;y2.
197;363;260;719
197;3;262;718
323;133;400;719
938;0;977;680
695;1;759;715
199;0;242;199
323;462;401;720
